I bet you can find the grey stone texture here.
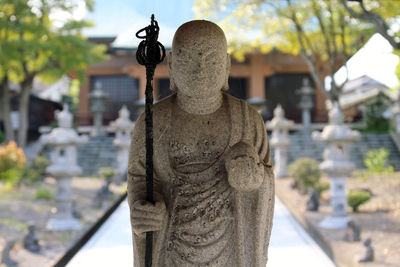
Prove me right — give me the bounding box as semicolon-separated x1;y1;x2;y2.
127;20;275;266
77;136;118;176
270;132;400;171
1;239;18;266
42;104;87;231
357;237;374;262
23;224;41;253
344;219;361;242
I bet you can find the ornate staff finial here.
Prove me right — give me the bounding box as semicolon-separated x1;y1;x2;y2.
136;14;166;67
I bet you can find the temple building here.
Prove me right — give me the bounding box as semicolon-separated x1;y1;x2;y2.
77;38;329;126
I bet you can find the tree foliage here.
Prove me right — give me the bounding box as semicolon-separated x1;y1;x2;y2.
194;0;399;101
0;0;106;146
340;0;400;50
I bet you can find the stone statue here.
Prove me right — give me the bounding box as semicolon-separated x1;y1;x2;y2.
357;237;374;262
128;20;275;266
344;218;361;242
23;224;41;253
92;179;112;209
1;239;18;266
306;187;319;211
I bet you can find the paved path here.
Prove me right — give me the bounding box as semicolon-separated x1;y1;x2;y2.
67;197;336;267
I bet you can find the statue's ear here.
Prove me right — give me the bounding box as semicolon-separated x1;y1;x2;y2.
222;53;231;91
167;51;177;91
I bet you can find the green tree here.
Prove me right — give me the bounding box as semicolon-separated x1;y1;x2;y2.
194;0;398;102
340;0;400;50
0;0;106;147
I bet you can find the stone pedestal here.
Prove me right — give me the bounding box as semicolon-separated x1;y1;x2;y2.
312;102;360;229
297;78;314;132
266;105;294;178
90;81;108;137
110;106;134;183
42;104;88;230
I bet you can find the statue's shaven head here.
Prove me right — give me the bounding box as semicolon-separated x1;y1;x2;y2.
172;20;227;53
168;20;230;98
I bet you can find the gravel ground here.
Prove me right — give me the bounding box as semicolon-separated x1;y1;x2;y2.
275;172;400;267
0;177;126;267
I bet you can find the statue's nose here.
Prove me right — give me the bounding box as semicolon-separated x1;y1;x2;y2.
197;54;207;72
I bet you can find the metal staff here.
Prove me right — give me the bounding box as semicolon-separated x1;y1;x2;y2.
136;14;165;267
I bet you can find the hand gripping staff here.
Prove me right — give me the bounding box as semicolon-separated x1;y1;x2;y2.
135;14;166;267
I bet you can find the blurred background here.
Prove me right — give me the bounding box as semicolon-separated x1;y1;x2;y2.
0;0;399;266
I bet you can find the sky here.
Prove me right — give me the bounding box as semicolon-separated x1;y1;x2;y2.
77;0;399;87
334;33;399;89
82;0;195;48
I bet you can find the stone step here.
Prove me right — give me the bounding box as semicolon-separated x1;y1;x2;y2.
76;132;400;176
77;136;118;176
270;132;400;171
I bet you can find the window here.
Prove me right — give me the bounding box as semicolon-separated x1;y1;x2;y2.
226;78;247;100
90;75;139;122
265;74;315;122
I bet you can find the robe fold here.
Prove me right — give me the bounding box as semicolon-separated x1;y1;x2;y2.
128;93;275;267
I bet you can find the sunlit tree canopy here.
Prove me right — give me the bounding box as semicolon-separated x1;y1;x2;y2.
194;0;400;101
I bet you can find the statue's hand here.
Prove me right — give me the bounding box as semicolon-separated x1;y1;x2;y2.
131;200;166;236
225;142;264;192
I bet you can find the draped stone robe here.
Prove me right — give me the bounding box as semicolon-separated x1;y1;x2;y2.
128;93;275;267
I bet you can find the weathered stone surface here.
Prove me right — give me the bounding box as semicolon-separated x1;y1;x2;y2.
344;218;361;242
23;224;41;253
127;20;275;266
278;131;400;171
296;78;314;131
1;239;18;266
313;103;360;229
90;81;108;137
266;105;294;178
42;104;87;231
77;136;118;176
357;237;374;262
306;187;319;212
110;106;134;184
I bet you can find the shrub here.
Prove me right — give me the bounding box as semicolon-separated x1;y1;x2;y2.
98;167;116;180
0;141;26;188
364;148;394;173
35;188;53;200
315;182;330;194
24;156;50;184
362;99;390;133
0;141;26;172
348;190;371;212
0;130;5;144
288;157;321;192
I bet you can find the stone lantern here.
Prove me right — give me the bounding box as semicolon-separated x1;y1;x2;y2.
392;92;400;134
312;102;360;229
297;78;314;131
110;106;135;183
42;104;88;230
266;105;294;178
89;81;108;136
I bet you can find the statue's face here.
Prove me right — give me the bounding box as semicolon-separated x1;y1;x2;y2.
169;21;229;98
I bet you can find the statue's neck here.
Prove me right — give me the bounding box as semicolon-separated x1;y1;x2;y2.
176;92;223;115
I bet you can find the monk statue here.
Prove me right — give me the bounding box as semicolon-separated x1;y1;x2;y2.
128;20;275;267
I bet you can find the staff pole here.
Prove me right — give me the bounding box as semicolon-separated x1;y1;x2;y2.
135;14;165;267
